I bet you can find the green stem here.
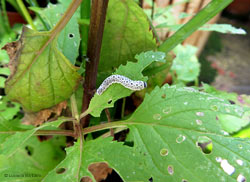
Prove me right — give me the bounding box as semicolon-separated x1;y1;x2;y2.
79;108;91;120
80;0;91;56
147;16;161;45
1;0;11;33
27;0;50;30
17;0;37;30
0;130;75;137
82;121;127;135
70;94;79;121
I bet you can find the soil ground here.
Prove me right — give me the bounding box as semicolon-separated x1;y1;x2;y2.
200;16;250;94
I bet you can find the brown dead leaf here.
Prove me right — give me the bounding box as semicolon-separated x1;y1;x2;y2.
88;162;112;182
80;176;93;182
22;101;68;126
2;39;22;76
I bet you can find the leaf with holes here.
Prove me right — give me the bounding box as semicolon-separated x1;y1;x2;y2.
123;85;250;181
88;51;166;117
4;27;81;112
0;96;20;121
0;117;69;158
0;136;66;182
99;0;156;73
30;2;80;64
42;137;150;182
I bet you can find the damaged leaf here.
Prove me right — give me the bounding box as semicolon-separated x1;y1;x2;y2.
3;27;81;112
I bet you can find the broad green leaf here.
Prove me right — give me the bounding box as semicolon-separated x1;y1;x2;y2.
202;83;250;107
42;137;149;182
88;51;166;117
201;83;250;133
0;67;10;75
158;0;233;53
218;112;250;134
0;96;20;121
99;0;156;73
171;44;200;82
124;85;249;181
29;2;80;64
4;27;81;112
0;136;66;182
0;118;68;157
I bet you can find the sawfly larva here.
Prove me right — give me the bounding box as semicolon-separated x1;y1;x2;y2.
96;75;147;95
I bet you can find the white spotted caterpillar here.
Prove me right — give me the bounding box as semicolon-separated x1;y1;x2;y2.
96;75;147;95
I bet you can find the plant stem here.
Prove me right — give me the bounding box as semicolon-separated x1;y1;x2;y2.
27;0;50;30
105;108;114;137
148;17;161;44
1;0;11;33
80;0;91;56
70;94;79;121
79;108;91;120
0;130;75;137
76;124;84;181
17;0;37;30
81;0;110;128
82;121;127;135
151;0;155;20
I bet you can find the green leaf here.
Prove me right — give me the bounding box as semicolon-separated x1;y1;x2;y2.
42;137;150;182
0;67;10;75
202;83;250;108
218;112;250;134
0;96;20;121
157;23;247;35
158;0;233;53
0;118;68;157
99;0;156;73
0;136;66;182
45;85;250;182
29;2;80;64
171;44;200;82
124;85;249;181
4;27;81;112
199;24;246;34
201;83;250;133
88;51;166;117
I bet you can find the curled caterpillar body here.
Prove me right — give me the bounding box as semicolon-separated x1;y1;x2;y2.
96;75;147;95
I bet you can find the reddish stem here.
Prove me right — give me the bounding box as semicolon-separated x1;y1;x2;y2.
81;0;109;128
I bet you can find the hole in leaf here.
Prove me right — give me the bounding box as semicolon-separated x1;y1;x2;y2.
7;101;15;108
182;179;188;182
149;177;153;182
88;162;112;181
68;33;74;38
80;176;92;182
37;135;53;142
196;136;213;154
56;168;66;174
108;99;112;104
167;165;174;175
123;141;134;147
160;148;168;156
103;169;123;182
25;146;34;156
108;19;111;23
